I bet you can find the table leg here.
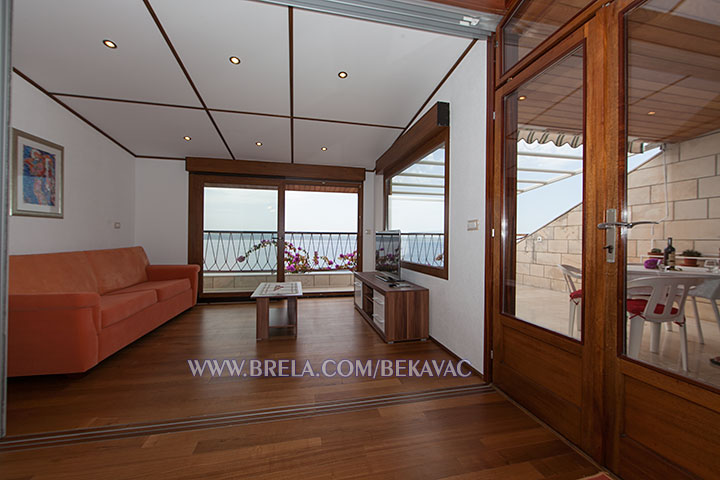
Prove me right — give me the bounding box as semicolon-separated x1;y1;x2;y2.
288;297;298;337
256;297;269;341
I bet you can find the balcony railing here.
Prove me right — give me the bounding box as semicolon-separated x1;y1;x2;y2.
401;233;445;268
203;230;358;273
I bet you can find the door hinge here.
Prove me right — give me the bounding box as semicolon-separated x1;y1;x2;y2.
491;228;495;238
492;111;496;120
490;350;494;359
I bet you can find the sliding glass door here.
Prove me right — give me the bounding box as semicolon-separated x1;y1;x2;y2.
202;184;280;295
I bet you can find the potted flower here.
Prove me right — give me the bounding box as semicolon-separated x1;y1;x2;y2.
681;249;702;267
647;247;662;258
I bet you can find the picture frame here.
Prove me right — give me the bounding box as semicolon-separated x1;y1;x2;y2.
10;128;64;218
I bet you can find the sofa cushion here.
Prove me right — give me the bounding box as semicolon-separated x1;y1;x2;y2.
9;252;98;294
108;279;191;302
99;290;157;329
85;247;150;294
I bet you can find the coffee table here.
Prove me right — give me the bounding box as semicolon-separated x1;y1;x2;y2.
251;282;303;341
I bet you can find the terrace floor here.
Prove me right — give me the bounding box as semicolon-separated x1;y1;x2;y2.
516;285;720;389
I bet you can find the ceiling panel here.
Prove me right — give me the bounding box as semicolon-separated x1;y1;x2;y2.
150;0;290;115
294;119;401;168
211;112;291;163
293;9;471;126
12;0;200;106
59;97;228;158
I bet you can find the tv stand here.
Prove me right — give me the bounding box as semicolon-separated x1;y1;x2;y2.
353;272;429;343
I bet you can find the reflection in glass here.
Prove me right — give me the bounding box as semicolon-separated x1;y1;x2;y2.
623;0;720;388
502;0;593;74
388;145;446;269
501;46;585;339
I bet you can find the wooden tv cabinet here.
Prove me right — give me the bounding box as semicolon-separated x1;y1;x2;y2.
353;272;429;343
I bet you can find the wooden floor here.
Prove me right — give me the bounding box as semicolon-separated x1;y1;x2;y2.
0;390;601;480
7;298;480;435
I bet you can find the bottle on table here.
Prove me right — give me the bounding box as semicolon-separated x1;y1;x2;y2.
663;237;676;270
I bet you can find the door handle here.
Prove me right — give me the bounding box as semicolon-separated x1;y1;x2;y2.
597;220;659;230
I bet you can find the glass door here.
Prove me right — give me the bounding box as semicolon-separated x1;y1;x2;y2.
604;1;720;478
491;24;605;457
199;182;281;297
284;184;360;294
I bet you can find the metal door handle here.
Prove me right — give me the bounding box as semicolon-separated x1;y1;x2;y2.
597;220;659;230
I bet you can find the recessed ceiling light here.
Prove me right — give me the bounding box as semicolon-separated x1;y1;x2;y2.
321;146;328;151
518;95;527;101
647;111;656;115
229;56;241;65
338;71;348;79
256;141;263;147
183;136;191;141
103;39;117;49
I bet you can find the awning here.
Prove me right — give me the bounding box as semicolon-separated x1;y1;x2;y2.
517;127;660;153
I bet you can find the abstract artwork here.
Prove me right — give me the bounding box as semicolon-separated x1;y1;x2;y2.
11;129;64;218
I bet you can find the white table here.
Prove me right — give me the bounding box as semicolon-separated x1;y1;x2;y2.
626;264;720;349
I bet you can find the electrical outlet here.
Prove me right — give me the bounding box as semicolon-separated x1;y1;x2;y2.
467;219;479;231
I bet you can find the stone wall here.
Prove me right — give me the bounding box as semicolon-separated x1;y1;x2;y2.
516;205;583;292
516;130;720;292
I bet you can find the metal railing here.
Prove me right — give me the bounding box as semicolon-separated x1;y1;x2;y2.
203;230;358;273
401;233;445;268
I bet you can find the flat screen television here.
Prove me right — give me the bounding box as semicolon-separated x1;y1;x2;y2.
375;230;401;281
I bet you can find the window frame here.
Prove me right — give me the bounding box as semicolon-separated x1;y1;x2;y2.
384;129;449;280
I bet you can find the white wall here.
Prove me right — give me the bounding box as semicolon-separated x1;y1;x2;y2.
134;158;189;264
375;40;487;372
8;73;135;254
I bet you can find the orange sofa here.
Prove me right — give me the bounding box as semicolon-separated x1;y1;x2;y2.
8;246;200;376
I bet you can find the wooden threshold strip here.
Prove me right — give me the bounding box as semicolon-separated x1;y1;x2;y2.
0;384;492;452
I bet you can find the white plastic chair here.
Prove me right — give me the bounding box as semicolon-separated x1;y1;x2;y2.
558;264;582;335
626;275;703;371
688;278;720;345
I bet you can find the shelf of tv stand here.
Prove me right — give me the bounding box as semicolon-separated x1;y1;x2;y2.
353;271;429;343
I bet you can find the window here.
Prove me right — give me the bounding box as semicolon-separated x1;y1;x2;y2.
386;139;448;279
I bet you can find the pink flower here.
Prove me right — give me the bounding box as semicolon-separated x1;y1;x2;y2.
236;256;246;262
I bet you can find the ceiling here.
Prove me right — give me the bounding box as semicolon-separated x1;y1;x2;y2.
11;0;479;169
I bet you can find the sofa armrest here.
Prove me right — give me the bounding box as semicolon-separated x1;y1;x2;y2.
8;292;102;376
146;264;201;304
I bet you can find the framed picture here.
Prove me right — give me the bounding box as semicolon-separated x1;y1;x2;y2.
11;129;64;218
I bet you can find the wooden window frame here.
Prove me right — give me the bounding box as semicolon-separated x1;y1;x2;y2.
384;129;450;280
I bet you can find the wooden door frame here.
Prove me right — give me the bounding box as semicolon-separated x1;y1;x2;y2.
603;1;720;477
188;174;285;300
489;23;608;461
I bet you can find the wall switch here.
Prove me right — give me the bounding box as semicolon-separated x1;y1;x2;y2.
467;219;479;231
114;222;121;229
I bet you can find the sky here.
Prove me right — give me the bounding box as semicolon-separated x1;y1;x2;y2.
204;187;358;232
516;141;660;235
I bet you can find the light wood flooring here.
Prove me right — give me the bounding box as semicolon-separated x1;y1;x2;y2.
0;390;601;480
7;298;480;435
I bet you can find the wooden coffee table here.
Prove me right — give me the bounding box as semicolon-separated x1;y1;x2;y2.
251;282;303;341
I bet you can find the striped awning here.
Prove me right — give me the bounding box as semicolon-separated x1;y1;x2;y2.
517;128;659;154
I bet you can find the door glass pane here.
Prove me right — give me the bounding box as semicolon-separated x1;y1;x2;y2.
203;186;278;293
501;45;584;339
285;188;358;293
502;0;594;74
624;0;720;388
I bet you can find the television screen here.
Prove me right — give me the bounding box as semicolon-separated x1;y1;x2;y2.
375;230;401;280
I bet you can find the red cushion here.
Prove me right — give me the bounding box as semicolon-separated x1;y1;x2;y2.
626;298;679;317
570;289;582;300
108;279;190;302
100;291;157;328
